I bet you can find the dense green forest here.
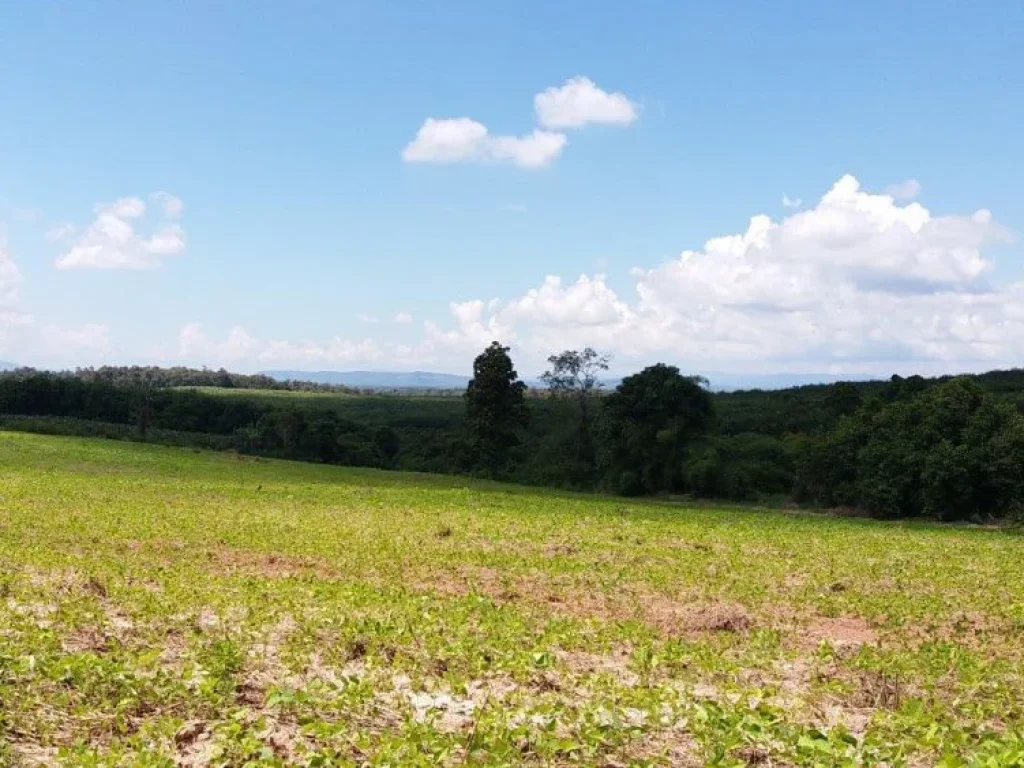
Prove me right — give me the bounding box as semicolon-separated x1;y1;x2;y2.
3;355;1024;522
63;365;357;394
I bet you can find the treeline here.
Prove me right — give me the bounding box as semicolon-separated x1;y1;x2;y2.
0;373;393;466
715;369;1024;436
3;365;356;393
796;377;1024;521
3;353;1024;522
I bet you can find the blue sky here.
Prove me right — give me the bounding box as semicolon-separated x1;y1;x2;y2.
1;1;1022;377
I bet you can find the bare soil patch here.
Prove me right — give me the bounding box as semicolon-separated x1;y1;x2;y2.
613;726;702;767
645;599;753;634
7;742;59;767
415;565;753;637
803;616;877;649
203;547;337;579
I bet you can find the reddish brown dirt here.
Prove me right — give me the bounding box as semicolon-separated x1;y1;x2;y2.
803;616;877;648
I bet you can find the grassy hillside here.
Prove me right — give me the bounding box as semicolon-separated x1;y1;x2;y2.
1;433;1022;765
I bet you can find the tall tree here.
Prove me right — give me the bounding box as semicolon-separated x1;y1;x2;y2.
541;348;610;479
128;368;157;439
603;364;713;495
465;341;529;476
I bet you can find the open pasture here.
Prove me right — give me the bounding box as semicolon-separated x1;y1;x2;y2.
1;432;1022;766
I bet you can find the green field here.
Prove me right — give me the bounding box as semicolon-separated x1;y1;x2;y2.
1;433;1022;766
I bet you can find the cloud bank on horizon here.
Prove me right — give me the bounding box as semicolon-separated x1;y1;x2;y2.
0;165;1018;376
97;172;1020;377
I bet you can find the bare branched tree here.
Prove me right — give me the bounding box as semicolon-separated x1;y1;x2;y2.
541;348;610;476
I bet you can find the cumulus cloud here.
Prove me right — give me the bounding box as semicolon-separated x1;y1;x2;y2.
177;323;382;367
421;174;1018;373
502;274;631;328
782;194;802;209
534;77;637;129
885;178;922;200
55;195;187;270
393;312;413;324
422;299;512;356
146;174;1020;376
410;277;626;369
402;118;566;168
402;76;636;168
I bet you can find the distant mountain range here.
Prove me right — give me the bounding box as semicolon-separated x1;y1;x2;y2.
262;370;472;389
705;372;877;392
263;369;880;392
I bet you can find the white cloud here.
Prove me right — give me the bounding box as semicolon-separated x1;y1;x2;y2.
262;337;382;365
0;242;32;356
42;323;111;355
418;299;514;363
782;194;802;209
419;174;1019;374
45;222;76;243
885;178;922;200
403;76;635;169
55;195;187;270
105;197;146;218
402;118;566;169
177;323;382;367
140;174;1021;377
152;191;184;218
178;323;260;362
0;242;23;310
410;276;634;368
393;312;413;324
403;118;487;163
488;130;567;168
357;313;380;324
534;77;637;129
502;274;630;328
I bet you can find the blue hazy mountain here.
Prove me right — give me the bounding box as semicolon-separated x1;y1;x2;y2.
704;372;877;392
264;368;878;392
262;370;471;389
